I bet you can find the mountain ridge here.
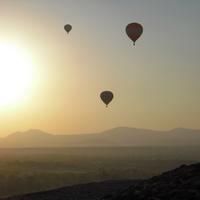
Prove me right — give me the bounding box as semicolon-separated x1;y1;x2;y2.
0;127;200;148
4;127;200;137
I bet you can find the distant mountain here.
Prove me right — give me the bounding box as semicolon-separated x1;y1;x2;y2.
0;127;200;148
1;163;200;200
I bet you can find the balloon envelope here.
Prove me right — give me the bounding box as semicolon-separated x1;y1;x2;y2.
126;23;143;44
64;24;72;33
100;91;113;107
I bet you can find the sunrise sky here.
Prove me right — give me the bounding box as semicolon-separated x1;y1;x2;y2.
0;0;200;136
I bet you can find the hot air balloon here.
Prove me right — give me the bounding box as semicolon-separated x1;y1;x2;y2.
100;91;114;107
64;24;72;34
126;23;143;45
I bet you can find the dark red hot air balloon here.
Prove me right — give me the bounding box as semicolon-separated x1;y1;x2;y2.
100;91;113;107
126;23;143;45
64;24;72;34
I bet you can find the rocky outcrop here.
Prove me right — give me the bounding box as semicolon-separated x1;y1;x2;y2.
105;163;200;200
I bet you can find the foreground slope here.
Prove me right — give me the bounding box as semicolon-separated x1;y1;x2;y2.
105;163;200;200
1;163;200;200
0;180;136;200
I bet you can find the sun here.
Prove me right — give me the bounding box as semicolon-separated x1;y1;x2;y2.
0;43;34;107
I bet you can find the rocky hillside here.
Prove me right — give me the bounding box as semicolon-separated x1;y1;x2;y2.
0;180;136;200
104;163;200;200
1;163;200;200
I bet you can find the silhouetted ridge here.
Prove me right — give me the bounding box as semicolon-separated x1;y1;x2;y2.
0;180;136;200
1;163;200;200
105;163;200;200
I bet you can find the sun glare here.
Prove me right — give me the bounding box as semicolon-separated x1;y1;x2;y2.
0;43;34;107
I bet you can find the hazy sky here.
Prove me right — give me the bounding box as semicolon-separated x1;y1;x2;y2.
0;0;200;136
